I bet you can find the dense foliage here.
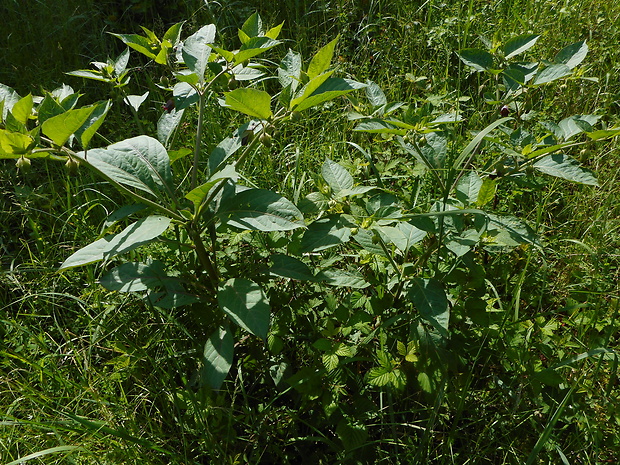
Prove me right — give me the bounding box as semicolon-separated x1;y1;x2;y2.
2;1;620;464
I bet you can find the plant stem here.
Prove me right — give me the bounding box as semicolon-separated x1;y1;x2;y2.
191;91;206;190
188;227;219;289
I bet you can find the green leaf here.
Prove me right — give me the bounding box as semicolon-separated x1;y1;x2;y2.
353;228;388;257
336;419;369;453
208;130;244;173
0;129;34;157
316;269;369;288
322;158;353;194
503;34;540;59
307;36;339;79
557;115;599;140
533;153;598;186
201;326;234;390
407;278;449;337
113;48;130;76
555;40;588;69
76;136;173;198
290;70;335;109
219;188;305;231
0;83;21;120
301;215;352;252
173;82;198;110
365;80;387;107
587;127;620;140
457;48;494;72
374;222;426;253
163;22;184;47
293;78;366;112
476;177;497;207
157;108;184;148
269;254;316;281
278;49;303;92
456;171;483;205
234;36;280;64
182;25;216;84
486;213;539;247
37;94;66;124
240;12;263;40
42;106;95;147
218;278;270;339
65;69;112;83
354;119;409;135
11;94;33;125
185;165;238;207
223;88;272;119
100;260;171;292
59;215;171;271
75;100;112;150
124;91;149;112
110;33;158;60
265;22;284;40
533;64;572;85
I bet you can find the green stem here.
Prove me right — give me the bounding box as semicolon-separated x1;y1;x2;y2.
188;227;219;288
191;91;206;190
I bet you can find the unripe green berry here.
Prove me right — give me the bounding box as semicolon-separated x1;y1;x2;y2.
260;132;272;147
227;77;238;90
290;111;301;122
65;157;79;175
16;156;31;173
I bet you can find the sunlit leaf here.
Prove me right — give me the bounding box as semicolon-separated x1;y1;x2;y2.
59;215;171;270
533;153;598;186
555;40;588;69
457;48;494;72
307;36;339;79
503;34;539;59
223;88;272;119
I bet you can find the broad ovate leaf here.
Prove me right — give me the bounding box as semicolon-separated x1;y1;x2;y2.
322;158;353;195
307;36;339;79
533;153;598;186
218;278;270;339
75;100;112;150
201;326;234;390
407;278;449;338
533;64;572;85
555;40;588;69
59;215;171;271
76;136;173;198
293;78;366;112
182;24;216;84
42;105;96;147
218;188;304;231
457;49;494;72
222;88;272;119
503;34;539;59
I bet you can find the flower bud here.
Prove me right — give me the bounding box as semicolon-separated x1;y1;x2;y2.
162;99;175;113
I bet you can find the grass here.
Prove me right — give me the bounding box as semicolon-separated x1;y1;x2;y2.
2;0;620;463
